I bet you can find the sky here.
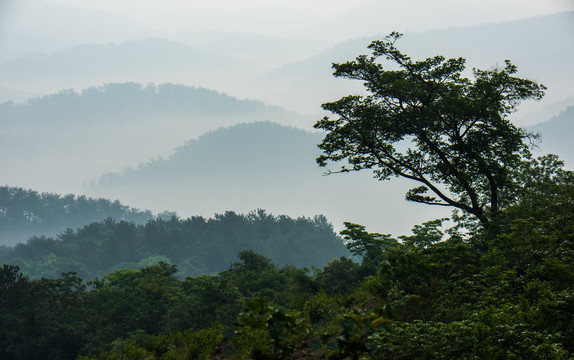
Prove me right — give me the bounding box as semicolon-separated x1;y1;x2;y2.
1;0;371;40
3;0;573;40
43;0;373;34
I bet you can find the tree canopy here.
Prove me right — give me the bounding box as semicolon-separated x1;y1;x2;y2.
315;32;546;230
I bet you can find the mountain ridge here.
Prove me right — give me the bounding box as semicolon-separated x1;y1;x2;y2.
242;12;574;115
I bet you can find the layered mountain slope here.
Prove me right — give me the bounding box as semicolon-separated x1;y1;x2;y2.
0;83;307;193
244;12;574;115
88;122;451;236
0;38;252;94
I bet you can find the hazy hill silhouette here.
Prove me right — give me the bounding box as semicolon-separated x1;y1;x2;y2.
302;0;572;42
88;122;452;237
0;38;251;93
530;106;574;169
244;12;574;116
0;0;155;63
0;82;275;123
95;121;322;186
0;83;307;193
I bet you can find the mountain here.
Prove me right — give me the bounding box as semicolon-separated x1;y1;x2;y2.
0;82;278;123
0;83;309;193
0;38;253;94
87;122;451;237
301;0;574;42
0;0;156;63
243;12;574;116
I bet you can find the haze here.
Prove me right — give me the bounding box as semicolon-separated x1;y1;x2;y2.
1;0;573;237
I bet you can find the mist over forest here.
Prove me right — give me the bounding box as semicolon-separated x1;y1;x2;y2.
1;11;573;235
1;1;574;358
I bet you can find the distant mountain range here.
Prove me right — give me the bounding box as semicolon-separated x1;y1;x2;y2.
0;38;252;94
0;82;276;123
0;83;309;194
2;12;571;117
0;0;156;63
0;10;571;236
301;0;574;42
242;12;574;115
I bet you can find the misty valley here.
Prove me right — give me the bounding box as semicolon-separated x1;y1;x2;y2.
1;5;574;360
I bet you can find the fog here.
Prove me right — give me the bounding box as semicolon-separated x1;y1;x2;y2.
1;0;573;237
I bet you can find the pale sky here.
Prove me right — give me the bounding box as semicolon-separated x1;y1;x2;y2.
41;0;574;37
43;0;373;35
1;0;572;43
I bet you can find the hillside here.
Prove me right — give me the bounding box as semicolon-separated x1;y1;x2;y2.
0;83;308;194
0;186;153;246
0;38;252;94
87;122;451;237
0;82;275;123
1;159;572;358
0;209;347;279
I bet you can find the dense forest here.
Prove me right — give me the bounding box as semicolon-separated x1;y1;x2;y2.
0;209;347;279
2;152;572;358
2;32;574;360
0;186;153;246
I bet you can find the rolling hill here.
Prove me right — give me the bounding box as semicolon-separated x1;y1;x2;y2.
0;83;309;194
87;121;452;237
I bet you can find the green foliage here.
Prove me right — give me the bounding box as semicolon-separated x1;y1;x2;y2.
234;298;311;359
322;307;392;360
1;34;573;360
315;32;546;228
340;222;398;265
0;186;152;246
1;210;347;279
399;218;448;248
79;326;225;360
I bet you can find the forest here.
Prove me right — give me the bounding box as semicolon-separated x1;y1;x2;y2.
2;152;572;358
0;186;153;246
0;209;346;279
1;33;574;359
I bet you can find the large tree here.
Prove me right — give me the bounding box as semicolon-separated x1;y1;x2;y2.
315;32;546;230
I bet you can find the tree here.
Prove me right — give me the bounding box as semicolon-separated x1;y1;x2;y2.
340;222;398;266
315;32;546;231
